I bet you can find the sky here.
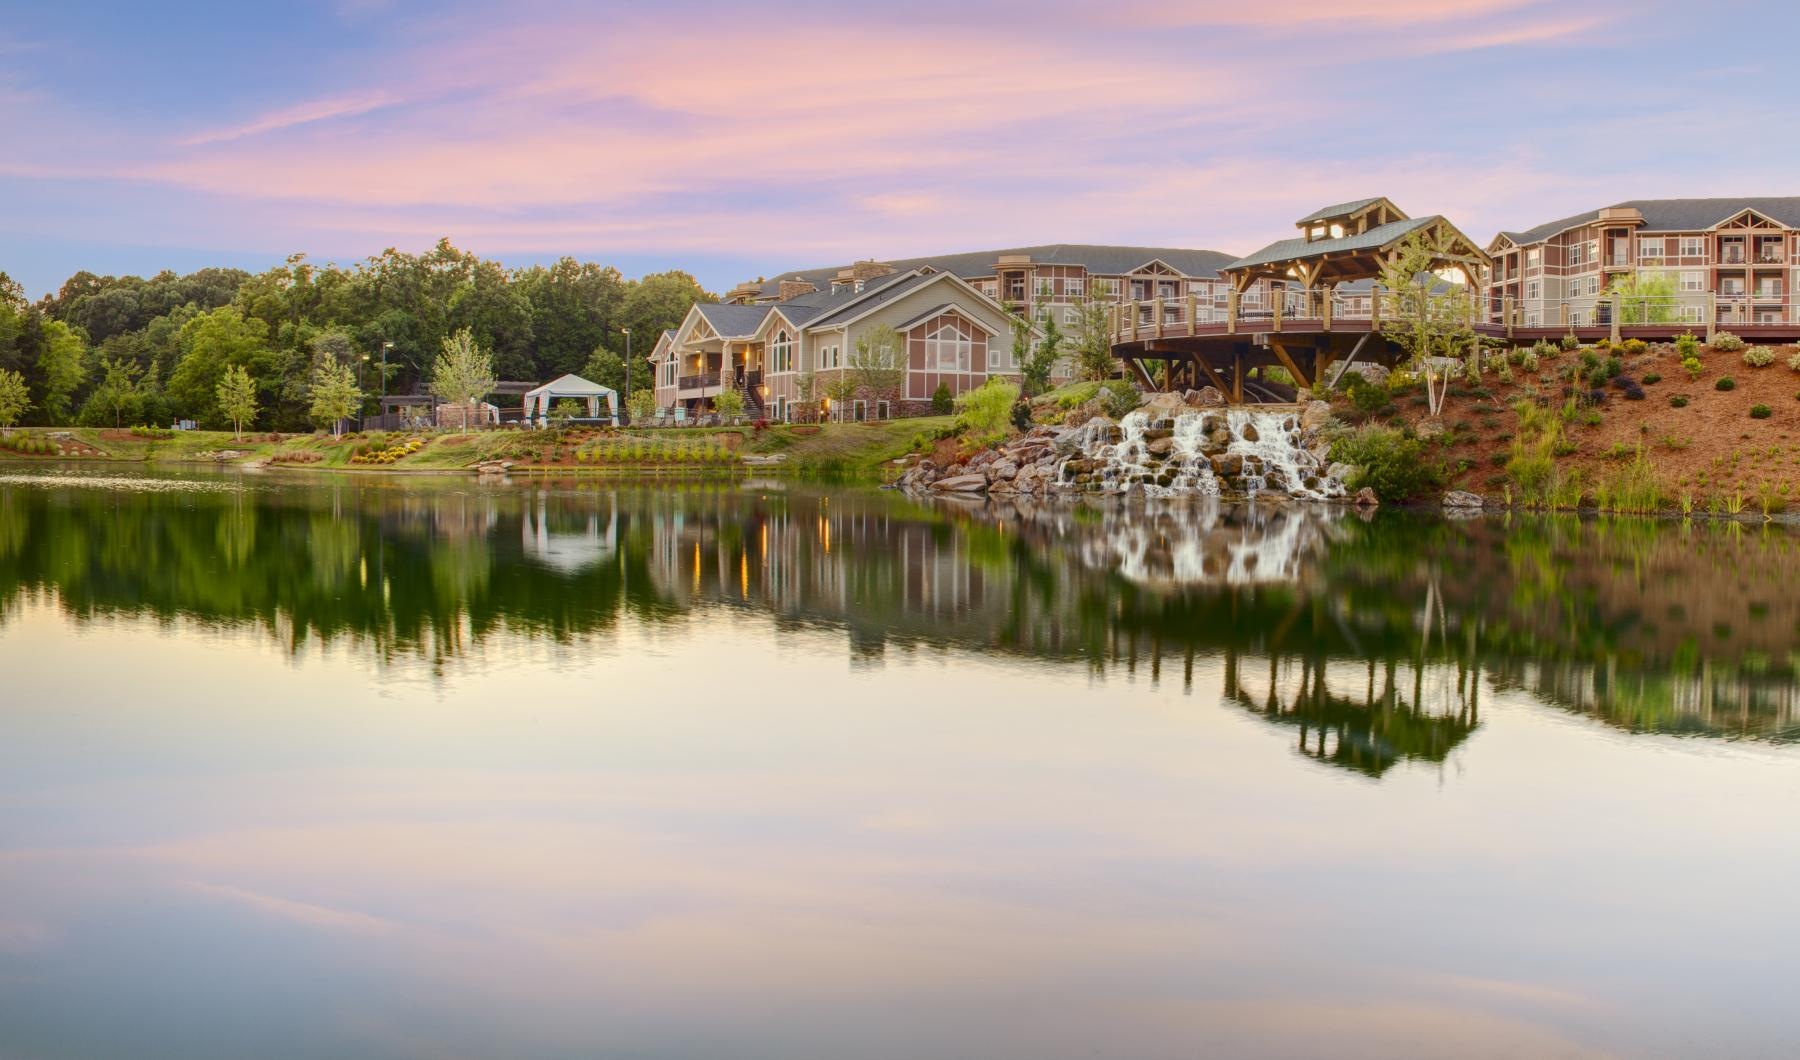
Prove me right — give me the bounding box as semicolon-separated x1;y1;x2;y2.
1;0;1795;299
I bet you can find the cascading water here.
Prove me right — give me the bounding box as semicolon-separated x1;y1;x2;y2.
1064;405;1343;500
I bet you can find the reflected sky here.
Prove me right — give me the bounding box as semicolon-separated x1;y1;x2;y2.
2;469;1798;1059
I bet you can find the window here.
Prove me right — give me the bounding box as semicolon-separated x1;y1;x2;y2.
1063;307;1079;326
1638;237;1664;261
1006;277;1026;301
1157;281;1177;300
1130;280;1148;300
1567;242;1587;267
1721;277;1745;296
1679;237;1704;258
660;360;676;387
876;400;890;420
1678;305;1703;323
1525;280;1541;301
770;329;793;373
819;344;841;370
774;397;788;422
1525;248;1541;269
924;318;973;371
981;282;997;298
1679;271;1703;292
1065;277;1084;298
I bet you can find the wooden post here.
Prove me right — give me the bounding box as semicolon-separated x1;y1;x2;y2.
1154;299;1164;339
1232;348;1244;404
1371;287;1381;329
1609;292;1622;345
1129;301;1139;342
1502;295;1514;340
1273;291;1283;333
1186;292;1198;334
1706;292;1717;342
1322;289;1333;330
1227;289;1239;334
1559;302;1568;328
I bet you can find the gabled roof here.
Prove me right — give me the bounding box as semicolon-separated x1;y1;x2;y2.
1296;198;1384;225
892;302;1001;335
1225;217;1438;272
806;271;938;327
755;243;1238;297
694;302;772;338
1499;197;1800;245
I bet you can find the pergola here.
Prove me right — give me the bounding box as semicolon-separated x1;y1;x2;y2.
522;374;619;427
1111;197;1491;401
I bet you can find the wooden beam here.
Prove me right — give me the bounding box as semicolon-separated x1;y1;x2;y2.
1192;355;1232;396
1232;348;1244;404
1268;339;1313;389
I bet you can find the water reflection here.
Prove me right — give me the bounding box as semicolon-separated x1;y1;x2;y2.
1;470;1797;757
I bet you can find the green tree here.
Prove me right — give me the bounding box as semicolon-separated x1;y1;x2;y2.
1021;309;1063;397
1377;231;1475;418
849;324;905;412
80;357;145;427
309;360;362;435
37;319;88;424
1606;271;1679;324
1072;280;1118;381
0;368;31;426
430;327;496;428
626;388;656;423
168;306;271;426
216;364;259;439
713;388;745;420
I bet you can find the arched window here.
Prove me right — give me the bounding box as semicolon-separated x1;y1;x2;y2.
924;318;973;371
770;329;793;373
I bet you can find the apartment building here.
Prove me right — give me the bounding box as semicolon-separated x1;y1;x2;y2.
1487;198;1800;329
653;245;1237;420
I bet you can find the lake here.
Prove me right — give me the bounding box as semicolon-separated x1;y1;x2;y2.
1;467;1797;1059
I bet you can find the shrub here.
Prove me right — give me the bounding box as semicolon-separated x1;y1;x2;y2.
1347;379;1389;415
1750;404;1772;419
1681;356;1704;380
1327;424;1444;502
953;378;1020;445
1675;332;1699;358
1715;376;1736;392
1670;395;1689;408
1788;352;1800;372
930;382;953;415
1620;383;1646;401
1621;338;1648;355
1712;332;1745;353
1743;346;1776;367
1519;350;1540;372
712;389;745;420
1099;379;1139;420
1641;372;1661;385
1560;333;1579;351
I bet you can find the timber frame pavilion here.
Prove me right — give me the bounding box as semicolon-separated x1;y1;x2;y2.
1110;197;1488;401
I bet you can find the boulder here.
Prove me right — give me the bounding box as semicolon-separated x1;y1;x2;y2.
1147;435;1177;457
1185;386;1226;408
1415;418;1445;440
1139;392;1188;421
1443;490;1484;509
1353;486;1380;509
1210;453;1244;477
1240;422;1260;444
1339;362;1390;387
1300;399;1332;431
992;460;1019;481
931;474;989;492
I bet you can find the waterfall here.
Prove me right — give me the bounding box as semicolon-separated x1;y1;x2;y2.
1064;405;1343;500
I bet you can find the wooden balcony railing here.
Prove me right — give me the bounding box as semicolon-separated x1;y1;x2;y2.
678;372;721;391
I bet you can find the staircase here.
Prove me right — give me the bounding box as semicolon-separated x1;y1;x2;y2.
737;371;765;419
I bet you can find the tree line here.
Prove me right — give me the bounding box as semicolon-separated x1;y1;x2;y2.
0;238;712;429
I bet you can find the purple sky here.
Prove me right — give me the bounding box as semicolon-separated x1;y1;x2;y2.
2;0;1795;298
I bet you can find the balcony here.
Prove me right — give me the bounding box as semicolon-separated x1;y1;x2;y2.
677;372;721;391
1720;249;1746;265
1756;251;1786;264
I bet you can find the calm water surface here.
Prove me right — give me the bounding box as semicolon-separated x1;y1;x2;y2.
2;468;1798;1059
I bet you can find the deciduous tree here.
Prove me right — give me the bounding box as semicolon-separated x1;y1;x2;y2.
0;368;31;426
216;364;259;439
309;360;362;435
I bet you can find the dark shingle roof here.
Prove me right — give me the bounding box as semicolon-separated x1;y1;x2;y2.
694;303;771;337
1295;198;1384;225
1500;197;1800;244
807;272;938;327
1224;217;1437;272
757;243;1237;297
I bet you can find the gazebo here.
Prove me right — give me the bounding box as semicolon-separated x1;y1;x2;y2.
522;374;619;427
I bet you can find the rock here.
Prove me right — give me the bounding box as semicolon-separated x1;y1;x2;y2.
1210;453;1244;477
931;474;988;492
992;460;1019;480
1139;392;1188;421
1185;386;1225;408
945;463;965;477
1353;486;1380;509
1240;423;1259;444
1443;490;1484;509
1300;399;1332;431
1146;435;1177;457
1327;462;1354;483
1339;362;1389;387
1415;418;1445;440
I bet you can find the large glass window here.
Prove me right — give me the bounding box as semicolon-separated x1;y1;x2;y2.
925;318;973;371
770;330;793;373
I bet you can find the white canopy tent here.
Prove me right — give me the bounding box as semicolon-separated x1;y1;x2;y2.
522;374;618;427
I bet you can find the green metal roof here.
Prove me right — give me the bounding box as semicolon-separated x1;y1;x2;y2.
1224;217;1437;272
1295;198;1385;225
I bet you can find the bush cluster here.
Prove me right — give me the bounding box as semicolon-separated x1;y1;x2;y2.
1750;404;1773;419
1099;379;1140;420
575;436;735;466
350;435;426;464
1;433;57;455
1711;332;1746;353
1675;332;1700;358
1742;346;1776;367
129;425;176;439
1327;424;1443;502
1715;377;1736;392
953;379;1020;445
1670;395;1689;408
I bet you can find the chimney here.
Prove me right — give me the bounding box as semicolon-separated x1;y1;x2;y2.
777;277;818;301
850;259;895;282
726;279;764;305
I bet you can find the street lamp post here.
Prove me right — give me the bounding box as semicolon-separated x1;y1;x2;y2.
620;327;632;426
